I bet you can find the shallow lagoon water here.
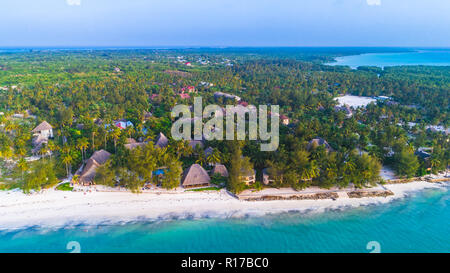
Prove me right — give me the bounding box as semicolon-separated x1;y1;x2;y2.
328;50;450;69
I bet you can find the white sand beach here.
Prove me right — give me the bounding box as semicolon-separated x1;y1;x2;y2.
0;180;447;230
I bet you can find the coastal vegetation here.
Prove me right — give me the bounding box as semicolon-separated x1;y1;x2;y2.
0;48;448;194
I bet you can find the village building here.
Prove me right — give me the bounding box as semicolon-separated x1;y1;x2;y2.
114;119;133;130
280;114;290;125
334;104;353;118
240;168;256;185
32;121;53;139
262;168;275;185
181;86;196;93
307;138;334;152
211;164;229;177
214;92;241;102
77;150;111;186
124;138;147;150
155;132;169;148
31;121;53;156
179;93;191;100
181;164;211;188
143;111;152;122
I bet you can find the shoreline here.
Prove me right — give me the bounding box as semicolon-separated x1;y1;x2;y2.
0;179;448;231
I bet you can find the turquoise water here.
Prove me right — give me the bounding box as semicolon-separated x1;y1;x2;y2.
328;50;450;68
0;186;449;253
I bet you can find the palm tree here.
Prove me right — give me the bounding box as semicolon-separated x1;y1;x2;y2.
300;160;320;181
111;127;122;153
61;153;73;178
76;137;89;162
4;120;17;135
47;140;57;159
207;148;221;165
195;152;207;167
61;145;74;178
17;158;29;180
91;128;98;152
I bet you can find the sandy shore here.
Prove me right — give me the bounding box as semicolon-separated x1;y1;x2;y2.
0;180;447;230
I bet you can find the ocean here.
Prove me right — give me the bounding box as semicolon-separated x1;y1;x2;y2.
0;186;448;253
328;49;450;68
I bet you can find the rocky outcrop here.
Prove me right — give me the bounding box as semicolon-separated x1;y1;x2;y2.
347;190;394;198
240;192;339;201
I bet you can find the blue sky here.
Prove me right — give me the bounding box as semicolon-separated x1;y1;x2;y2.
1;0;450;47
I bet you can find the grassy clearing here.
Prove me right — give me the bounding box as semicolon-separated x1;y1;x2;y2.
56;182;73;191
187;186;221;192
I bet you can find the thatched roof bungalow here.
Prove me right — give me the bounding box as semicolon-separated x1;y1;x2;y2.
240;168;256;185
181;164;211;188
155;132;169;148
211;164;228;177
32;121;53;138
307;138;334;152
78;150;111;186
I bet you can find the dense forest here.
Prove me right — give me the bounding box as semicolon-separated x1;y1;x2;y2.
0;48;448;193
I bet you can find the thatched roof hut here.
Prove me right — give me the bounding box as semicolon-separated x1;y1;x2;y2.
124;138;147;150
307;138;334;152
211;164;228;177
181;164;211;188
32;121;52;133
124;142;147;150
78;150;111;185
155;132;169;148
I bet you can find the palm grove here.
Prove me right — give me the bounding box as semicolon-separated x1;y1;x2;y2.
0;49;448;194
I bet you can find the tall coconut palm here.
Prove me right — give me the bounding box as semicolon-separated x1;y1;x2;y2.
61;145;74;178
207;148;222;165
110;127;121;153
17;158;29;180
76;137;89;162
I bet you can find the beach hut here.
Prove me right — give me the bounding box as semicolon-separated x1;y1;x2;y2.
262;168;275;185
78;150;111;186
32;121;53;138
155;132;169;148
181;164;211;188
211;164;229;177
307;138;334;153
240;168;256;185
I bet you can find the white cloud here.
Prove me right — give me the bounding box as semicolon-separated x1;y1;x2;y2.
366;0;381;6
66;0;81;6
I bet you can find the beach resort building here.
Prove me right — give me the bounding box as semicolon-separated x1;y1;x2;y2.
78;149;111;186
307;138;334;153
155;132;169;148
280;115;290;125
262;168;275;185
241;168;256;185
32;121;53;139
124;138;147;150
31;121;53;156
181;164;211;188
334;104;353;118
211;164;229;177
214;92;241;102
